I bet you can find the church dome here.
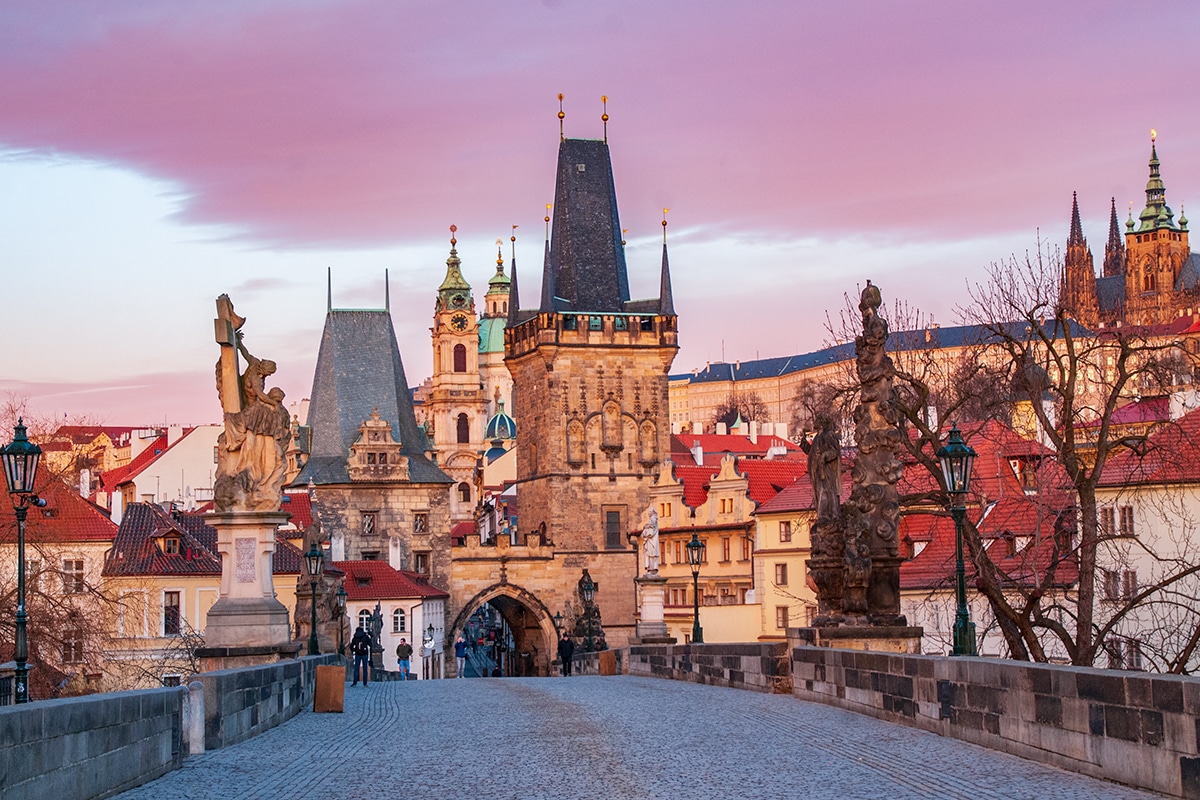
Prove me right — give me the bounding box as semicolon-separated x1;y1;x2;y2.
485;401;516;441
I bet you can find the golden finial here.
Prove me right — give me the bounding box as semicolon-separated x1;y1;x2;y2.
1151;128;1158;142
545;203;552;240
449;223;457;248
558;93;565;141
602;95;609;143
621;227;628;247
496;237;504;266
662;208;670;245
511;224;518;259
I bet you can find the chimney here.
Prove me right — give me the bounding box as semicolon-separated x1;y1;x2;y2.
775;423;788;441
716;423;728;435
168;426;184;447
749;420;759;444
691;441;703;465
692;420;704;435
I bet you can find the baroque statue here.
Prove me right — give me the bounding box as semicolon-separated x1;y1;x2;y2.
641;507;661;575
213;294;290;513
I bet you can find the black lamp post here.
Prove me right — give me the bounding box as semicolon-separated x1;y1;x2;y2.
303;542;324;656
2;419;45;704
335;585;347;656
425;623;435;679
553;611;563;631
579;571;596;652
937;424;978;657
686;532;705;644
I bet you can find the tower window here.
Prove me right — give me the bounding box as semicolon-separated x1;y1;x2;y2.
453;343;467;373
457;413;470;444
457;482;471;503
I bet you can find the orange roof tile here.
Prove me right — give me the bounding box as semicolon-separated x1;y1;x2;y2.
333;560;449;602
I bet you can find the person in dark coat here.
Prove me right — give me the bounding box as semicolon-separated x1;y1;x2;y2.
557;632;575;676
350;624;372;686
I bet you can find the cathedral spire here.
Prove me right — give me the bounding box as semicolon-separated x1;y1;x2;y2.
1137;129;1176;232
1103;196;1126;278
659;209;675;315
1068;192;1085;247
437;224;472;313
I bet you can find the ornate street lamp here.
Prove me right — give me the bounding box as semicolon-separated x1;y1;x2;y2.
303;542;324;656
424;623;435;679
553;611;563;631
335;584;347;656
937;424;978;657
686;532;705;644
579;570;596;652
2;419;45;704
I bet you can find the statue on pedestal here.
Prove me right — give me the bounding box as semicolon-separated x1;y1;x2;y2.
641;508;661;575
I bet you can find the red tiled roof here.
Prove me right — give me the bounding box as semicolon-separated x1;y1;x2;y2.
0;476;116;545
670;433;803;466
280;491;314;530
52;425;135;446
1079;395;1170;428
333;560;449;601
98;433;171;489
754;471;852;515
738;460;808;505
1100;406;1200;486
450;521;475;544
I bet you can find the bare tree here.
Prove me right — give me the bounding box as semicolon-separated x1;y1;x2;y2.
711;390;769;430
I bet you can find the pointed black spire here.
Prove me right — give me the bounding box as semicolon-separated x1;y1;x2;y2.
507;251;521;327
659;242;675;316
1103;196;1126;278
1068;192;1085;247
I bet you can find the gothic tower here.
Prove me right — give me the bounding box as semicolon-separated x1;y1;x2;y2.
1061;192;1099;326
1123;135;1191;325
1102;197;1126;279
504;135;678;645
427;228;487;522
478;240;514;420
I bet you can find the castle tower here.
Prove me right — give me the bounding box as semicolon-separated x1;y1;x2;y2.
1062;192;1099;326
1124;133;1191;324
504;134;678;646
1102;197;1126;278
427;228;488;522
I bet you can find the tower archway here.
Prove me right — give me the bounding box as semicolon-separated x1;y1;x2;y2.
451;583;560;677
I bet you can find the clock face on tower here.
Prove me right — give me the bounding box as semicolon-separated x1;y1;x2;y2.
451;313;469;331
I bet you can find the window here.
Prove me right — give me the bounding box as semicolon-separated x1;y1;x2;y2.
719;498;733;514
457;413;470;444
775;605;789;629
1100;507;1115;538
414;552;430;575
457;482;471;503
362;512;377;537
358;609;372;630
614;316;627;331
27;560;40;594
720;537;731;562
164;537;180;555
453;344;467;373
774;563;788;586
1103;569;1120;601
563;315;577;330
674;540;683;564
589;315;602;330
1123;569;1138;600
413;513;428;533
1119;505;1135;537
779;520;792;543
163;591;181;635
162;675;182;687
1104;569;1138;601
605;509;623;549
740;537;751;561
640;316;653;332
62;626;84;664
62;559;84;594
393;609;406;633
659;502;672;518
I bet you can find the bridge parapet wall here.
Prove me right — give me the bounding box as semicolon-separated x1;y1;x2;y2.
0;654;338;800
791;646;1200;799
625;643;791;693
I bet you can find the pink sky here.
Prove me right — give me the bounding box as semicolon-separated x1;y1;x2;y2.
1;1;1198;426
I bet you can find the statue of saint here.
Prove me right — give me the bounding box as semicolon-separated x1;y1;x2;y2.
641;508;661;575
804;414;842;525
213;295;290;513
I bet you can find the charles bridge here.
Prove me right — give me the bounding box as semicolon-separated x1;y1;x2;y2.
3;640;1199;799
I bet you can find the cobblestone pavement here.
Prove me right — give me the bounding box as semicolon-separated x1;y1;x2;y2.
114;676;1164;800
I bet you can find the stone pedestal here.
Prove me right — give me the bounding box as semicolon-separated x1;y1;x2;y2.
790;625;924;654
633;574;676;644
199;511;293;670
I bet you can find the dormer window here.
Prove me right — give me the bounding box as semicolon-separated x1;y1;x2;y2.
164;537;181;555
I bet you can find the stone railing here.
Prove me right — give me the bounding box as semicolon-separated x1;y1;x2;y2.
625;643;792;693
0;654;338;800
790;647;1200;799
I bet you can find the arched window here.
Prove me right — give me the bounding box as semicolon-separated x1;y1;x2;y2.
453;343;467;373
357;609;372;631
457;482;471;503
457;413;470;443
392;608;406;633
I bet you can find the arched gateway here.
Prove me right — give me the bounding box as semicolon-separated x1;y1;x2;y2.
451;583;560;677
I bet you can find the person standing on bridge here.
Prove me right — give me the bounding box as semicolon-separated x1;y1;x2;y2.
350;624;371;686
558;631;575;676
395;638;413;680
454;635;468;677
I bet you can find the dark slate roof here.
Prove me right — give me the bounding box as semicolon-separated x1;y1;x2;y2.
673;320;1093;384
1175;253;1200;292
291;309;450;486
1096;274;1125;312
541;138;631;313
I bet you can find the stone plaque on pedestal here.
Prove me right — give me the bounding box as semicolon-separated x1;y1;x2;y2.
633;574;676;644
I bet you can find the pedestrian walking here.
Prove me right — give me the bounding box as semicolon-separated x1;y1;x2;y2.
395;637;413;680
350;624;371;686
558;631;575;676
454;635;468;677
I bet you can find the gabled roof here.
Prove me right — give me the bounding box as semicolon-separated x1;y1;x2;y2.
1100;405;1200;486
670;433;802;466
291;308;450;487
98;432;171;489
103;503;303;577
280;491;314;531
333;560;449;602
52;425;135;447
669;458;807;510
0;476;116;545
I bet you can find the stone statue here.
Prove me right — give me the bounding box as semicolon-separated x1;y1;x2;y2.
803;414;842;525
213;294;291;513
641;508;661;574
369;602;383;649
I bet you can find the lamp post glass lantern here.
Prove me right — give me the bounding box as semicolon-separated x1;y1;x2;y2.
335;585;347;656
304;543;324;655
686;532;705;644
936;424;978;657
2;419;44;704
579;571;596;652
